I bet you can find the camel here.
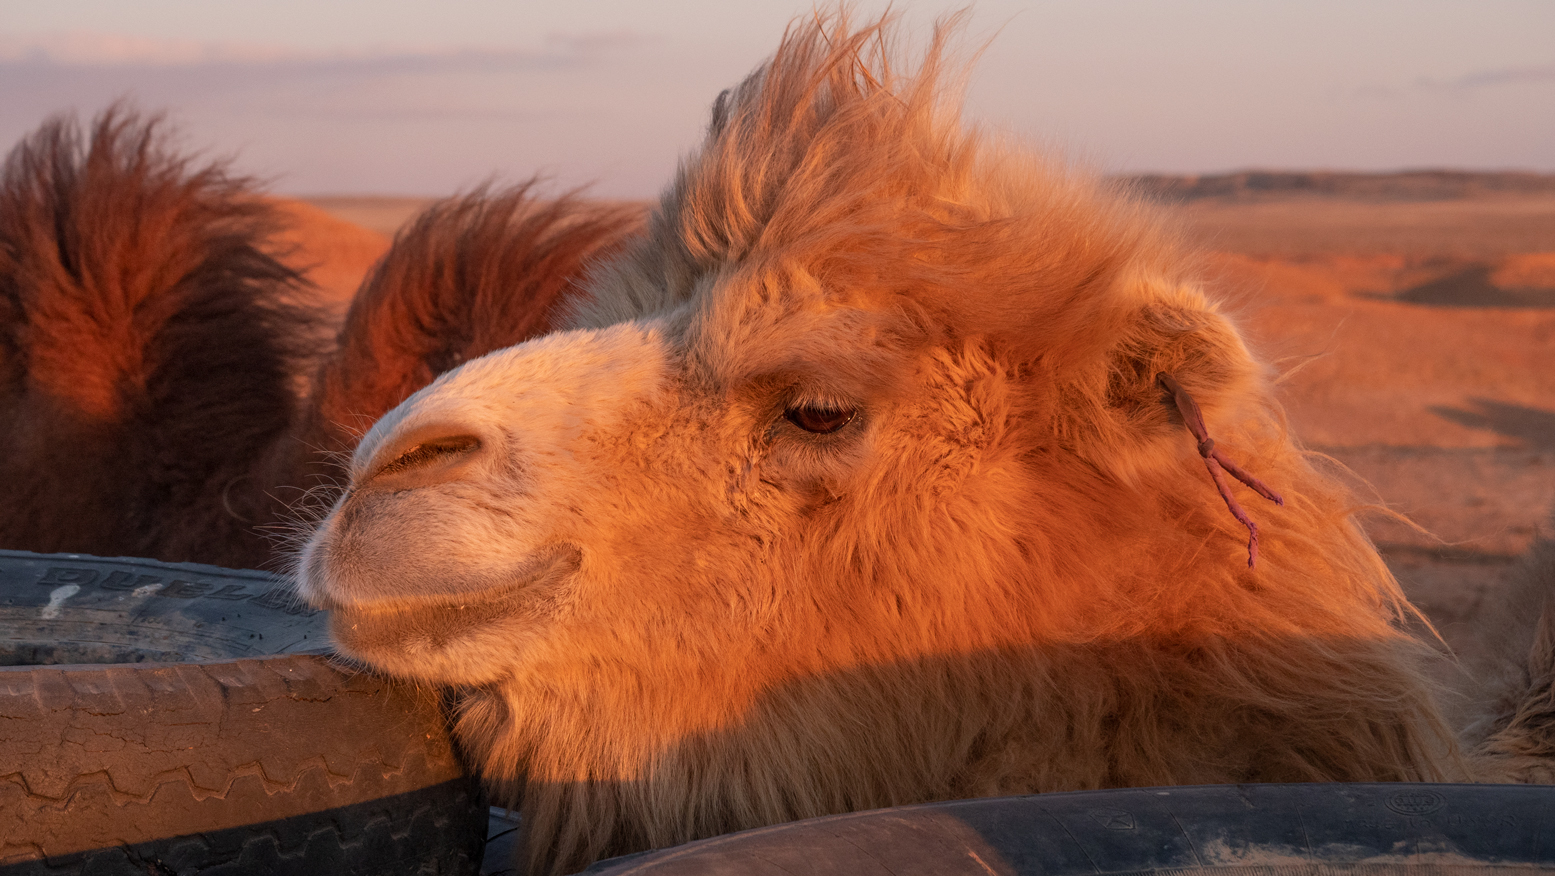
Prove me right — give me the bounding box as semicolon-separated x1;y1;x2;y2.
4;14;1553;876
290;13;1555;876
0;108;639;569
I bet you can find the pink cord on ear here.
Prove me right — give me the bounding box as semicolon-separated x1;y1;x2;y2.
1156;372;1284;568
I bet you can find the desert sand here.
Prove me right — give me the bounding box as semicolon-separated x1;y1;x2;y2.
287;173;1555;658
1150;174;1555;659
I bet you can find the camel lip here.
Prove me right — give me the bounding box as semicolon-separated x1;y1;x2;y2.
326;542;583;617
323;543;582;669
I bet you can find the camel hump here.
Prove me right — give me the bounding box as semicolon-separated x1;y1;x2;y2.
0;105;317;566
305;184;643;457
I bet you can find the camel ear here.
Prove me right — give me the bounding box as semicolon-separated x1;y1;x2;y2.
709;89;733;138
1106;293;1256;434
1049;281;1263;484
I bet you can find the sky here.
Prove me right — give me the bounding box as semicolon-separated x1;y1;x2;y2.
1;1;1551;198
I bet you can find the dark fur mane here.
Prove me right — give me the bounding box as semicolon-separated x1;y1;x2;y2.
0;108;642;568
302;185;643;463
0;108;317;566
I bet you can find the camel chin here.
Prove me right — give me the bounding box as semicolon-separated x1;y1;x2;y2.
307;535;583;685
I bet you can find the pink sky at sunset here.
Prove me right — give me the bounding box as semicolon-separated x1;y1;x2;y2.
1;1;1550;198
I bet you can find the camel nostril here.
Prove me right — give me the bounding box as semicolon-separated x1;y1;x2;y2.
363;427;485;489
380;435;481;476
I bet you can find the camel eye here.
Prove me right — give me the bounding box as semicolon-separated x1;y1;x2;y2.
784;402;857;434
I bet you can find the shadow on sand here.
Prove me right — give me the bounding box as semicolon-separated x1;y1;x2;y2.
1390;264;1555;308
1429;398;1555;451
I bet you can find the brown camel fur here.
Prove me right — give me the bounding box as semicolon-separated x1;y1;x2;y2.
296;13;1555;876
0;108;640;569
4;18;1553;876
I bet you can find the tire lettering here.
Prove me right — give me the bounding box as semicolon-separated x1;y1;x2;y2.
249;587;318;616
206;584;253;600
161;579;212;598
102;571;165;591
37;567;98;587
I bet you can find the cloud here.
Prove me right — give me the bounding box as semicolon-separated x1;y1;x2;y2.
0;29;657;69
0;26;692;197
0;32;301;66
1417;63;1555;91
543;30;654;56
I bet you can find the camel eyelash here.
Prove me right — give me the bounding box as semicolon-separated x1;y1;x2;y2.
770;389;864;444
783;400;858;435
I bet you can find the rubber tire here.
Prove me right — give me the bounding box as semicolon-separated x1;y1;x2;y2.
0;549;486;875
581;783;1555;874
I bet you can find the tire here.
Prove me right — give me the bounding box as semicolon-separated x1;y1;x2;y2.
581;783;1555;874
0;549;487;876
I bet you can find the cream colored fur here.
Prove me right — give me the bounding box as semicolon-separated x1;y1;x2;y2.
299;13;1544;875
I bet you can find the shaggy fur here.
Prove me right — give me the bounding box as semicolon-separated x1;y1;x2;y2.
0;110;316;566
7;18;1552;876
0;109;640;568
293;186;644;508
1455;523;1555;782
299;14;1553;875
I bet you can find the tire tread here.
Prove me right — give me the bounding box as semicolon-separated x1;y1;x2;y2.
1;551;484;875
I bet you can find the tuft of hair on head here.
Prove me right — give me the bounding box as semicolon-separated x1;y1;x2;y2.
295;182;644;482
585;5;1232;485
574;8;992;329
650;9;970;286
0;103;322;567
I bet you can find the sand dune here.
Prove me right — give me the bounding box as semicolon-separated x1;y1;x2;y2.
297;196;437;238
272;199;391;305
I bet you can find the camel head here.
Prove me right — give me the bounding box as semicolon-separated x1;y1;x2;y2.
300;15;1267;686
299;13;1449;873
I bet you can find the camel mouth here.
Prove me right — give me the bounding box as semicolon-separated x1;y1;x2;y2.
324;543;582;663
